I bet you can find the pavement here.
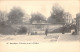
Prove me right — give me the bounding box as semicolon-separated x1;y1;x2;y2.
0;33;80;52
57;33;79;41
0;33;80;42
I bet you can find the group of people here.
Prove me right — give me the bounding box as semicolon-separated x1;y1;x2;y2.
27;28;48;36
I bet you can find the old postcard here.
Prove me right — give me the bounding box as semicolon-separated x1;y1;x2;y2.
0;0;80;52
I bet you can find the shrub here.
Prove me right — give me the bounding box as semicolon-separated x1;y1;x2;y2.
17;26;27;34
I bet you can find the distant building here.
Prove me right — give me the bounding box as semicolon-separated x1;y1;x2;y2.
63;12;72;24
72;18;76;24
76;13;80;35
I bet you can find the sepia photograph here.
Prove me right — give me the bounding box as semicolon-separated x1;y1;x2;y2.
0;0;80;52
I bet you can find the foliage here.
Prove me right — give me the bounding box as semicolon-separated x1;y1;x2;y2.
8;7;24;24
30;13;46;23
0;11;8;26
17;26;27;34
47;4;65;25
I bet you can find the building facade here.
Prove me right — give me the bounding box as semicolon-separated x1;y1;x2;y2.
76;13;80;35
63;12;72;25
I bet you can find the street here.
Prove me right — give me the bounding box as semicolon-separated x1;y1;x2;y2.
0;33;79;42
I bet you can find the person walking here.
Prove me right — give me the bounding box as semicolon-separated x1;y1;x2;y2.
45;28;48;36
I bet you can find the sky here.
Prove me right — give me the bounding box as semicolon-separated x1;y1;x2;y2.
0;0;80;18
